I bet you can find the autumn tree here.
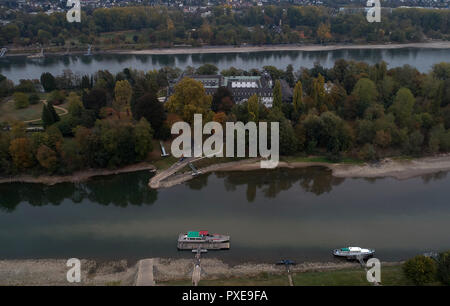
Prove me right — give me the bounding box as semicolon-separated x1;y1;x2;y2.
113;80;133;118
165;77;212;124
317;22;331;43
311;74;326;111
9;138;35;169
212;87;234;114
36;145;58;172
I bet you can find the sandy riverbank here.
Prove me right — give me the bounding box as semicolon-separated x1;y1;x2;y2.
0;162;156;185
113;41;450;55
0;257;399;286
149;154;450;189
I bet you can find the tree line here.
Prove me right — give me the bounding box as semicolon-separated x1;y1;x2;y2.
1;6;449;47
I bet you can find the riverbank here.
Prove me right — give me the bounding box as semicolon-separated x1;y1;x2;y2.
5;41;450;57
0;162;155;185
113;41;450;56
149;154;450;189
0;258;404;286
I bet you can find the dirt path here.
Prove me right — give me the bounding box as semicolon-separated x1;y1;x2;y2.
23;100;68;124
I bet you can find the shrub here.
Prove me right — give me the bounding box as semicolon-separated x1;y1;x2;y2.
29;93;40;105
13;92;29;109
403;255;437;285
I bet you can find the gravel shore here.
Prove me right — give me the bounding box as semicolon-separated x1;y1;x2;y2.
0;258;400;286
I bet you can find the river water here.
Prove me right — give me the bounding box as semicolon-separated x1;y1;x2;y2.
1;48;450;83
1;167;449;263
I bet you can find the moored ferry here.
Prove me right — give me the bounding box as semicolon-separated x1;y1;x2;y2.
178;231;230;244
333;247;375;259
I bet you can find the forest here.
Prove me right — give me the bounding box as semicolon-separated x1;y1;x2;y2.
1;60;450;176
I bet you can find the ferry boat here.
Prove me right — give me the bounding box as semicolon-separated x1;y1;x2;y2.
178;231;230;244
333;247;375;259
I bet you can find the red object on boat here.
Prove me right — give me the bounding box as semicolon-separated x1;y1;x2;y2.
199;231;209;236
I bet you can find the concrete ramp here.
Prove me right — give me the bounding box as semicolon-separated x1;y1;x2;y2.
135;259;155;286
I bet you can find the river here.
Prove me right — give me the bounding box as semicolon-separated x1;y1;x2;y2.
1;167;449;263
1;48;450;83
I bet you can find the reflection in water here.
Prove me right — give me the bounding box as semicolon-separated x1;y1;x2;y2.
1;48;450;83
1;167;450;261
0;171;157;212
216;167;345;199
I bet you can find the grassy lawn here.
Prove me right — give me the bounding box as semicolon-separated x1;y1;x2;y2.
159;265;439;286
292;265;412;286
0;98;68;123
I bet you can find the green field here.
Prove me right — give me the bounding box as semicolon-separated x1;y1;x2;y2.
159;265;438;286
0;98;68;123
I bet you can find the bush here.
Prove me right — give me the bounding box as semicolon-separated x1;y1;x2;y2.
29;93;40;105
13;92;29;109
403;255;437;285
437;251;450;285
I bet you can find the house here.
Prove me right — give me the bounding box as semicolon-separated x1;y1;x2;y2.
170;73;275;108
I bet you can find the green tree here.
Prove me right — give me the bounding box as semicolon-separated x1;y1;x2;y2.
273;80;282;110
352;78;378;117
13;92;29;109
67;92;84;117
292;81;303;115
40;72;57;92
29;93;40;105
134;118;154;160
42;102;60;128
390;88;416;128
133;92;166;137
403;255;437;285
247;94;260;122
195;64;219;75
49;90;65;105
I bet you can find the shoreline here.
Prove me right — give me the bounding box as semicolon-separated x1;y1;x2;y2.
2;154;450;186
149;154;450;189
0;257;401;286
5;41;450;57
0;162;155;185
111;41;450;55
